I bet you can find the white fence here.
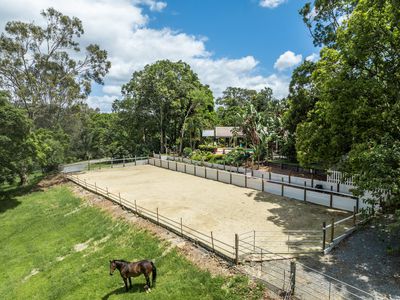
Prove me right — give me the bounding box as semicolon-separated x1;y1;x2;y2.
327;169;354;185
154;157;368;212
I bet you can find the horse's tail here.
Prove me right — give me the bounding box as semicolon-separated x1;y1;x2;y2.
150;261;157;287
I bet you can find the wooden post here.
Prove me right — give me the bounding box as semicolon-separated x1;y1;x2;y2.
251;168;254;177
245;173;247;188
230;172;232;184
290;261;296;296
88;161;90;171
157;208;159;225
269;172;271;180
330;218;335;242
135;200;138;214
304;187;307;202
180;218;183;236
111;158;113;168
281;177;284;196
260;248;263;271
311;176;314;187
337;183;340;193
262;174;265;192
235;234;239;265
217;169;219;181
289;174;291;184
95;182;97;193
194;165;197;176
353;206;357;226
322;222;326;251
211;231;215;253
205;167;207;178
356;198;359;213
224;161;226;170
253;230;256;251
123;156;125;167
119;192;122;206
135;155;137;166
184;164;186;173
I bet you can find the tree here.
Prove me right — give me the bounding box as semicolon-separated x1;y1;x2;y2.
283;61;318;161
296;0;400;210
0;91;35;185
299;0;357;47
115;60;214;154
0;8;111;128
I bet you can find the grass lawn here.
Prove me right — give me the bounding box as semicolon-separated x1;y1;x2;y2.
0;180;264;300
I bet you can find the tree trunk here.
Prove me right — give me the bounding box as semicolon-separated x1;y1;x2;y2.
18;168;28;186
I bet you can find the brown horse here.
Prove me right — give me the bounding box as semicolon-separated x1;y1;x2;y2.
109;259;157;292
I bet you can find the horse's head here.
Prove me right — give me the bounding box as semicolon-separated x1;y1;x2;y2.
109;260;117;276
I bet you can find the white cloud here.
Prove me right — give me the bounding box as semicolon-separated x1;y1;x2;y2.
274;51;302;71
305;53;319;62
259;0;286;8
0;0;291;112
133;0;167;12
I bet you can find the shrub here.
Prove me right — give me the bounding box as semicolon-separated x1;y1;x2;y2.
198;144;216;152
183;147;193;158
224;147;249;166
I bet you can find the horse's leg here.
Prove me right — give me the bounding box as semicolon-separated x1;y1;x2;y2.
144;273;151;292
123;277;128;292
128;277;132;289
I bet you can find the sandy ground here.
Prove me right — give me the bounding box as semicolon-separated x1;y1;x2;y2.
75;165;349;254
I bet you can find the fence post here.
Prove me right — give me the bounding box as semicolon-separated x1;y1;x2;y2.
253;230;256;251
180;218;183;236
168;160;170;169
175;161;178;171
217;169;219;181
123;156;125;167
111;158;113;168
245;173;247;188
237;164;239;173
157;208;159;225
322;222;326;251
336;183;340;193
289;174;291;184
211;231;215;253
311;175;314;187
88;161;90;171
224;161;226;170
95;182;97;193
230;172;232;184
119;192;122;206
262;174;265;192
356;198;359;213
281;177;284;196
205;167;207;178
304;186;307;202
330;186;333;207
135;200;138;214
269;172;271;180
353;206;357;226
260;248;263;271
184;164;186;173
330;218;335;243
135;155;137;166
235;233;239;265
290;261;296;296
194;165;197;176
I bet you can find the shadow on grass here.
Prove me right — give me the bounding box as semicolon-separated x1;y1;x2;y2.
102;283;147;299
0;173;44;214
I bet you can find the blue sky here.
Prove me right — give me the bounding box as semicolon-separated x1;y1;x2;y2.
0;0;319;111
150;0;316;73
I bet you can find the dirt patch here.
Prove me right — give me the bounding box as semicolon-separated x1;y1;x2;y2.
35;174;68;191
23;268;39;282
74;239;93;252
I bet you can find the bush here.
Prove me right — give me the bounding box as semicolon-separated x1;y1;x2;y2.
224;147;249;166
183;147;193;158
198;144;216;152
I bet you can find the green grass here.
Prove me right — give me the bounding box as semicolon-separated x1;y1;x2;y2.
0;183;263;299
